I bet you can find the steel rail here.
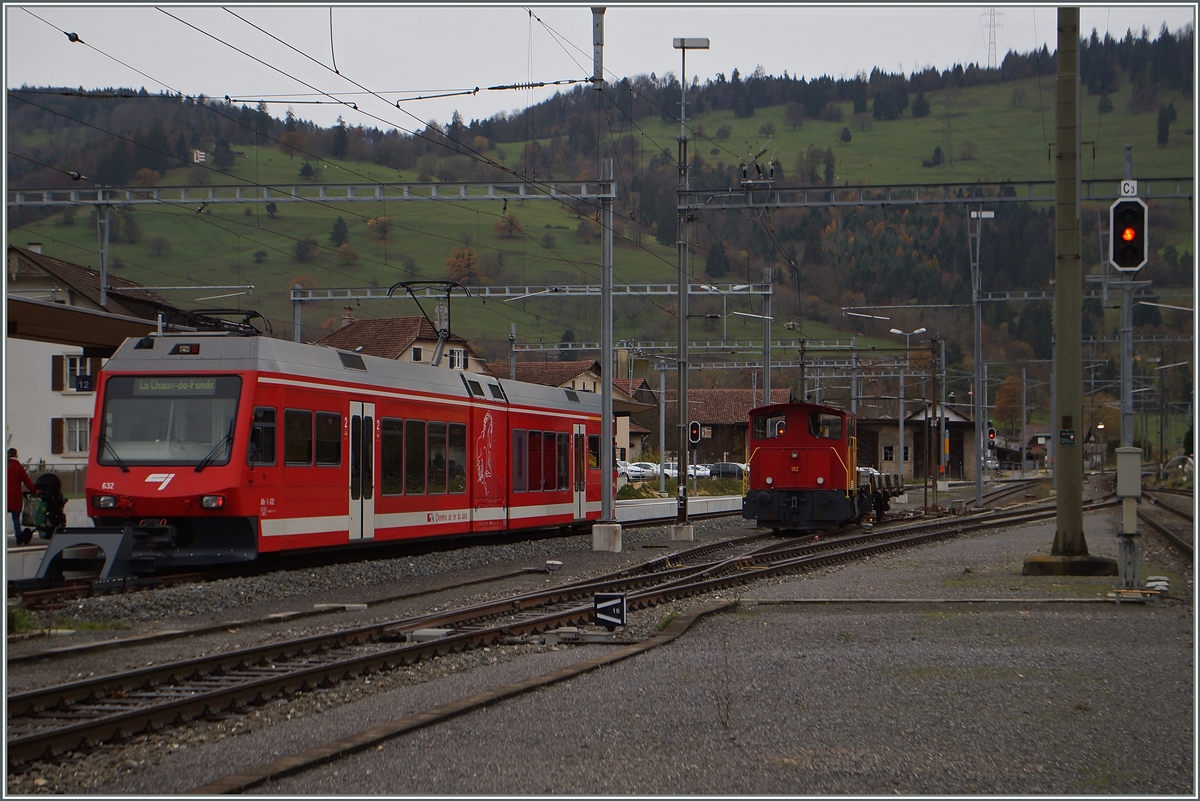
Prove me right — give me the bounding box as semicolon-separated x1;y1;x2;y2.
5;504;1103;769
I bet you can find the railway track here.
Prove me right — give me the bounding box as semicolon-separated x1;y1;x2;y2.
6;501;1086;770
1140;488;1194;558
7;501;741;612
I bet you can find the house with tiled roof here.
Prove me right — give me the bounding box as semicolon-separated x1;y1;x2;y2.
658;387;792;462
313;310;488;374
5;244;179;471
513;359;653;461
513;360;604;393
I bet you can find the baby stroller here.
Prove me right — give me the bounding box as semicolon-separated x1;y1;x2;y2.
18;473;67;545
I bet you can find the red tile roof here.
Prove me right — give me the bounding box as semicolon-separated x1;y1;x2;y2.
10;246;174;319
513;359;602;388
662;387;792;425
313;317;472;360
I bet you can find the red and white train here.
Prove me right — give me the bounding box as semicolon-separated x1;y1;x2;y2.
71;331;604;575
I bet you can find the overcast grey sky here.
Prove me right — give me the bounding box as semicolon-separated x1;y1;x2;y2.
5;4;1196;132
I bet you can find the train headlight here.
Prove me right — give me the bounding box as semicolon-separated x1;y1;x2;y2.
765;477;773;485
201;495;226;509
816;477;824;485
93;495;117;509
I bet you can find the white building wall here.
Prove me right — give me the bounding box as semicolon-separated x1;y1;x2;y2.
4;338;98;468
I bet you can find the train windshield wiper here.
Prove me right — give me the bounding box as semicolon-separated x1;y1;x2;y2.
100;434;130;473
194;421;235;473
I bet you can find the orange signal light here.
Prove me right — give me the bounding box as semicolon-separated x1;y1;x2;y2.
1121;227;1137;242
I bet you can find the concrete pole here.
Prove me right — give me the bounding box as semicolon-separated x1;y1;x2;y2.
1025;6;1112;577
1021;367;1028;476
96;201;111;308
599;158;615;523
659;361;666;495
509;324;517;380
898;347;906;482
762;267;772;401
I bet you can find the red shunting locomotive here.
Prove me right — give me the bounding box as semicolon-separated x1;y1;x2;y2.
742;400;876;531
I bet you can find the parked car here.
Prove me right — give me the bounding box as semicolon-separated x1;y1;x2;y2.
688;464;711;479
709;462;746;480
625;462;653;481
616;460;632;479
631;462;660;478
662;462;679;479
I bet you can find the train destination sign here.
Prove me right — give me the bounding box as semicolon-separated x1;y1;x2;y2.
133;377;220;396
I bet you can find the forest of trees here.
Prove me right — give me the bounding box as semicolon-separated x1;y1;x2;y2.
6;24;1192;372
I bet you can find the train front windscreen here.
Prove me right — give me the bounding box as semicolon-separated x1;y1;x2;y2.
97;375;242;468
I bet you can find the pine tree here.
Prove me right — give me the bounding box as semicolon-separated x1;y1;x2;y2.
330;216;350;247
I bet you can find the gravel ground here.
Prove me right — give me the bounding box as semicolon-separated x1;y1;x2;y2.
8;497;1194;796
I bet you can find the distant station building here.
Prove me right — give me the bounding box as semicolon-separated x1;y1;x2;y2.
5;244;177;473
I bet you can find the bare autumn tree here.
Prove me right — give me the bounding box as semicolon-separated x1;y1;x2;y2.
444;246;480;285
493;213;524;238
993;375;1024;434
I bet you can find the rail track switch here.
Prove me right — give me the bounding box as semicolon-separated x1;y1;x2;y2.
411;628;455;642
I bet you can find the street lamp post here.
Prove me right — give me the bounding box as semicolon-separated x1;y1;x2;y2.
890;327;926;482
699;283;749;343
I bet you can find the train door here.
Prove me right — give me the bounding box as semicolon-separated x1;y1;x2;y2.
349;401;375;540
573;423;587;519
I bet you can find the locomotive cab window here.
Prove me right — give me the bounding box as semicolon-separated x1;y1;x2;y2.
248;407;276;465
752;412;788;440
809;412;843;440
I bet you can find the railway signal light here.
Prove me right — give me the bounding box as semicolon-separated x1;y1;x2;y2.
1109;198;1148;272
987;427;996;449
689;421;701;445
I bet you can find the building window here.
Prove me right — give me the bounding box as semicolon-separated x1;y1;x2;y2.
883;445;894;462
411;347;423;363
52;354;99;392
448;348;465;369
65;418;90;453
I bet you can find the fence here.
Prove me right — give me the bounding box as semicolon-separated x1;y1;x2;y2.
26;463;88;498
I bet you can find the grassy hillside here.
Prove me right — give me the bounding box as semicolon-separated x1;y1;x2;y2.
8;72;1193;367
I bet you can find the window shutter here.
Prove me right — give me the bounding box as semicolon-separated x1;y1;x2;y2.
51;355;63;391
89;357;103;380
51;418;64;454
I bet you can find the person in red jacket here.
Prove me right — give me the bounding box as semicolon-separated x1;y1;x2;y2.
8;448;36;543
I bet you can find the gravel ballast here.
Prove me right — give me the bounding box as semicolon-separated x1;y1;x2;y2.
7;504;1194;795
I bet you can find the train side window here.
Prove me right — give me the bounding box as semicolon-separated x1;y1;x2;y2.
512;429;528;492
557;432;569;489
315;412;342;465
284;409;313;465
428;422;447;494
488;384;505;400
528;430;543;491
752;412;787;440
542;432;557;490
405;420;426;494
249;407;276;466
809;412;842;440
380;418;404;495
448;423;466;494
587;434;600;468
466;379;484;397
